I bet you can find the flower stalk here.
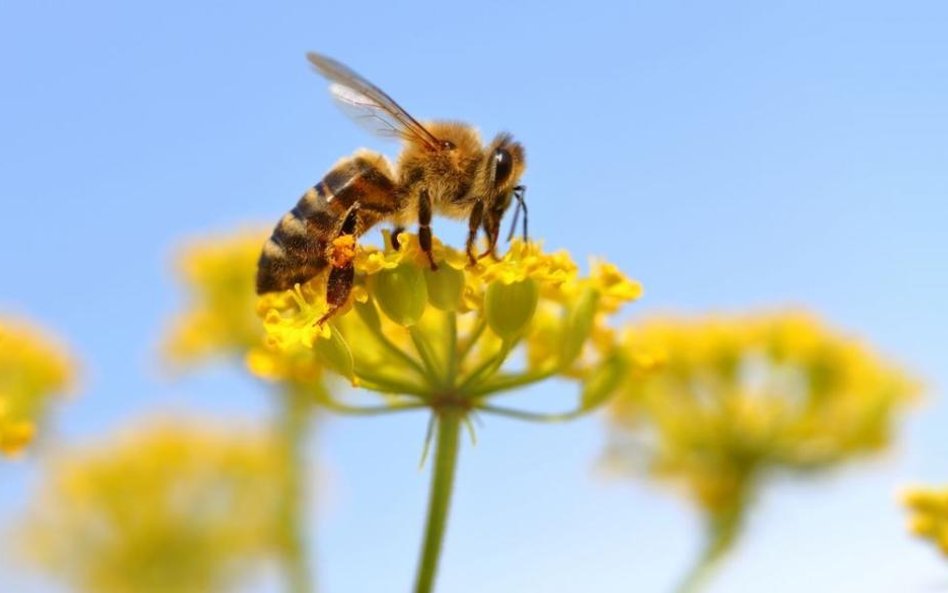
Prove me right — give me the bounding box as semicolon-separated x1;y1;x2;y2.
674;506;743;593
414;407;464;593
278;388;316;593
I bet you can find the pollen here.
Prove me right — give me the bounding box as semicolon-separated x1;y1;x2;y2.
328;235;357;268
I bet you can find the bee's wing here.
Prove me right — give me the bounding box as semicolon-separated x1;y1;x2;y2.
307;52;442;150
327;83;415;142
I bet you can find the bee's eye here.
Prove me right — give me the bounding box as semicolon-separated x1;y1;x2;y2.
493;149;513;186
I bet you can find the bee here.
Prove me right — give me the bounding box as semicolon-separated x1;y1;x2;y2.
256;52;527;324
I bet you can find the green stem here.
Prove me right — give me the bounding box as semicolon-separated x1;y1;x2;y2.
674;506;744;593
444;312;459;385
312;381;426;414
410;325;445;386
352;365;432;397
475;402;588;423
465;366;559;398
278;388;315;593
455;339;516;393
321;397;426;416
368;323;430;379
455;317;486;366
414;408;464;593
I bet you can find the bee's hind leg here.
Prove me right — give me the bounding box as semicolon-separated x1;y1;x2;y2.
390;225;405;250
418;189;438;271
316;203;360;326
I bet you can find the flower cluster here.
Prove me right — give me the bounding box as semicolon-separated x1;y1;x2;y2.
903;486;948;556
163;229;266;362
0;316;75;456
605;311;919;517
21;420;288;593
162;229;323;386
255;233;641;414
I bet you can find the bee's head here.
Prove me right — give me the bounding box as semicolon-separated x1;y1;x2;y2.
485;134;526;201
481;133;527;251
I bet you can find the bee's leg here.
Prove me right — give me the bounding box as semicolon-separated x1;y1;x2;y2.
316;203;360;326
506;186;528;242
465;201;485;267
418;189;438;271
479;210;501;260
390;225;406;250
317;264;355;326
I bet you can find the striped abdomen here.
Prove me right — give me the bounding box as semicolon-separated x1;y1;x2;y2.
256;152;398;294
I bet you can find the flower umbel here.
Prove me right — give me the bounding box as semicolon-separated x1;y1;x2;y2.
603;311;919;592
256;233;641;414
256;232;640;593
22;420;288;593
903;486;948;557
0;316;76;456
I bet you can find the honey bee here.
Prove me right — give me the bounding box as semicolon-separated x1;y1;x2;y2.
257;52;527;323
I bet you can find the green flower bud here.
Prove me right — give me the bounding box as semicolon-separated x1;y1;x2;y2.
484;278;539;341
371;263;428;326
354;298;382;331
581;352;626;411
313;329;354;383
559;287;600;367
424;264;465;311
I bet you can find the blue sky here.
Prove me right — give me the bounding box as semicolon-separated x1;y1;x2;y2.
2;0;947;591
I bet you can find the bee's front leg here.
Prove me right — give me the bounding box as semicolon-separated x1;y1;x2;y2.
465;201;485;267
317;202;360;326
418;189;438;271
479;209;502;260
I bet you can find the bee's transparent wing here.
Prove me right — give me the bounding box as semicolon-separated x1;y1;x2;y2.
307;52;441;150
328;83;412;142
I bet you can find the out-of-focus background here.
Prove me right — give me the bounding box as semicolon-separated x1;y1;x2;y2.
2;1;946;591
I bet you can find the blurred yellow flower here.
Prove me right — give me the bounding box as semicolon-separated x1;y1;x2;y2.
256;233;641;412
163;228;267;362
0;316;76;456
604;311;919;591
22;420;287;593
903;486;948;556
162;228;323;386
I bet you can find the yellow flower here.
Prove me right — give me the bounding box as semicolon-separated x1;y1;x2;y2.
162;228;323;386
605;311;918;520
903;486;948;556
256;233;641;414
0;316;76;456
21;419;288;593
163;228;268;362
603;311;919;591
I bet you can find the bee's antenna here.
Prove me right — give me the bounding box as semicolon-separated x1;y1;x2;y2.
506;186;528;242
